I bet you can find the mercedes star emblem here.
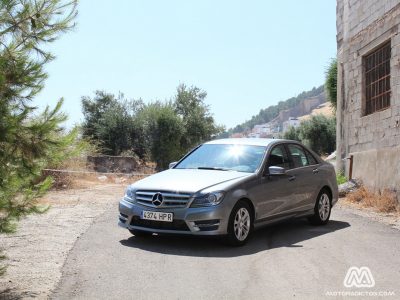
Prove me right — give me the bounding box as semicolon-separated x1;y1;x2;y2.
152;192;163;206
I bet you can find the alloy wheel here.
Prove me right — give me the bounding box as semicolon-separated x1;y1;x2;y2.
318;193;330;221
233;207;251;241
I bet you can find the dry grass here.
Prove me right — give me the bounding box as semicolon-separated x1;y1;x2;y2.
60;155;88;171
346;186;400;214
42;169;150;190
43;169;74;189
298;102;334;122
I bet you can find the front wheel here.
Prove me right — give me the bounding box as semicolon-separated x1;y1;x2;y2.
308;189;332;225
225;200;253;246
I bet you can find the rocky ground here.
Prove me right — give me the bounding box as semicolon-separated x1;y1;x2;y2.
0;184;126;299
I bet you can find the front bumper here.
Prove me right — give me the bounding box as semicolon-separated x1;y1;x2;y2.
118;198;230;236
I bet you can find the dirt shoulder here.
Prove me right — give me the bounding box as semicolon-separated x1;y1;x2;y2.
0;184;125;299
337;197;400;230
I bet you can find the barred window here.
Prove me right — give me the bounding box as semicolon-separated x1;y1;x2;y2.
364;41;391;115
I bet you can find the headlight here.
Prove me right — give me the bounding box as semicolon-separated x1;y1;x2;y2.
190;192;225;207
124;186;136;203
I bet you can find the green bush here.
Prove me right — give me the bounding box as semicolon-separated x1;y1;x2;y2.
325;58;337;111
299;115;336;156
336;172;347;185
284;115;336;156
82;84;224;170
283;126;301;141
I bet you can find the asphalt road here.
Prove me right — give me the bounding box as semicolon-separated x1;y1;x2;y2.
52;206;400;300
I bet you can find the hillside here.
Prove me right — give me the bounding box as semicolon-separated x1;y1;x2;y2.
223;85;326;136
298;102;334;122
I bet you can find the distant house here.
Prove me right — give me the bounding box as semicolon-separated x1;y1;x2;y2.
336;0;400;194
282;117;301;133
254;123;272;135
231;132;245;138
247;123;272;138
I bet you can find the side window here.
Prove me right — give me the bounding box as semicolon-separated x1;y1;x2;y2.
305;149;318;165
287;144;309;168
268;145;290;169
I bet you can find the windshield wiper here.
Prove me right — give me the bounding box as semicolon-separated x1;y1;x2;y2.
197;167;230;171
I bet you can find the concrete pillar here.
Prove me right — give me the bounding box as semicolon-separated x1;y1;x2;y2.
336;58;346;174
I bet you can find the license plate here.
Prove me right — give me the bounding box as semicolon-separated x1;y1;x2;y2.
141;211;173;222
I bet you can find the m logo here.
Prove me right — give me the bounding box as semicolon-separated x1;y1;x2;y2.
343;266;375;288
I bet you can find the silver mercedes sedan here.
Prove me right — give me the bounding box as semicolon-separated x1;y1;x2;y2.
118;138;338;246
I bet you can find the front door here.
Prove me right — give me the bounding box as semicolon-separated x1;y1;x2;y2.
253;144;296;221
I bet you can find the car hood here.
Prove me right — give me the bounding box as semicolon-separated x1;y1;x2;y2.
132;169;252;193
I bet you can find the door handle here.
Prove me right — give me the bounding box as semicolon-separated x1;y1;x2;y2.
288;175;296;181
312;168;319;174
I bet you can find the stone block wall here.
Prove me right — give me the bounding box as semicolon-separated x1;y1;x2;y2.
337;0;400;192
87;156;140;173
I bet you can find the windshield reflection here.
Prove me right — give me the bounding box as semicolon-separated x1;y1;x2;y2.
175;144;266;173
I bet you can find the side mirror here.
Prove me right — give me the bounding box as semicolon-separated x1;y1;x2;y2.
169;162;178;169
268;166;286;176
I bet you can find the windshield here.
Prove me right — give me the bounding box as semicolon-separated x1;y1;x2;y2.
175;144;267;173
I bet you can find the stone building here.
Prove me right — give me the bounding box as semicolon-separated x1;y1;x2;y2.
336;0;400;193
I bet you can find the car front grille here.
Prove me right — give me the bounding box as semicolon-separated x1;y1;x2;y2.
130;216;190;231
119;213;128;224
135;190;192;208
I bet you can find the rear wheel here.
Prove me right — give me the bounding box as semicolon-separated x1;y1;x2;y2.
308;189;332;225
225;200;253;246
129;229;153;237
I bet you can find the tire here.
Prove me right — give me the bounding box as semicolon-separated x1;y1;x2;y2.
308;189;332;225
225;200;253;246
129;229;153;237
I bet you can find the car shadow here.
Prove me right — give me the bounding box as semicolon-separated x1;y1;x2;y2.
119;218;350;258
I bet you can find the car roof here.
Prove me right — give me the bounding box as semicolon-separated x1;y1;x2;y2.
204;138;292;147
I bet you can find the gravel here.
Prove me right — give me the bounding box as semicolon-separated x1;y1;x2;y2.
0;184;125;299
337;197;400;230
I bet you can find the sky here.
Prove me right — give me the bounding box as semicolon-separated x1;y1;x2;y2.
35;0;337;130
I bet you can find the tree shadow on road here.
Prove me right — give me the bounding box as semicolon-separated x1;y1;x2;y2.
119;218;350;258
0;288;39;300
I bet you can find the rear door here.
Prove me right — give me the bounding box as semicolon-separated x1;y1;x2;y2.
285;144;320;213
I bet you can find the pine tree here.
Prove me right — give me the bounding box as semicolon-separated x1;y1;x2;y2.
0;0;78;234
